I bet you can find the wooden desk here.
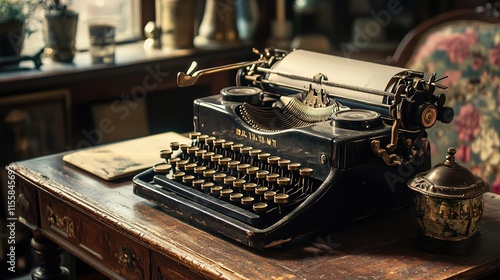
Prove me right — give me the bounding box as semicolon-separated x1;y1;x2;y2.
10;153;500;279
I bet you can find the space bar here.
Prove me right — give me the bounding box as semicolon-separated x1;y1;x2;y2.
153;175;261;226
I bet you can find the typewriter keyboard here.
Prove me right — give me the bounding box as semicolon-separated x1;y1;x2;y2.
143;132;321;227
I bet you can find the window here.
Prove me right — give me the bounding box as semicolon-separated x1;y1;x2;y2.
24;0;142;54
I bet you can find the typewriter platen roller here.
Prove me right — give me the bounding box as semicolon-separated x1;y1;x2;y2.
133;48;453;248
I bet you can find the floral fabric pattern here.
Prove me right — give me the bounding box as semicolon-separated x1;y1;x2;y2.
406;21;500;194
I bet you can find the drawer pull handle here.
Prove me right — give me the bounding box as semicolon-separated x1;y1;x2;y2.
116;246;138;271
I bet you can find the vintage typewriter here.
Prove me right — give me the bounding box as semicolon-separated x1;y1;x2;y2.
133;48;454;248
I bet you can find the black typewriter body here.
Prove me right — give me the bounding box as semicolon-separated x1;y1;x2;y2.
133;48;452;248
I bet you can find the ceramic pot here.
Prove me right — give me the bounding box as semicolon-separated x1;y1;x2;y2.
0;19;25;57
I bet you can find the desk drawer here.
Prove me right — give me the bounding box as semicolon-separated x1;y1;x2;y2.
152;250;206;280
17;180;39;228
39;193;149;279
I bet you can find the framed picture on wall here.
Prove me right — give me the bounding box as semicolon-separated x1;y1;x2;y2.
0;89;71;166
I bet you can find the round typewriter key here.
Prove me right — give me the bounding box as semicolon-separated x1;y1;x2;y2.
288;162;301;171
167;157;180;164
233;179;246;191
177;160;189;171
214;139;225;147
266;173;279;181
210;185;223;197
213;139;225;154
231;143;244;152
203;169;216;181
240;146;253;155
227;160;240;176
201;182;214;193
257;152;271;170
185;163;197;174
299;167;314;193
230;192;244;203
257;152;271;161
180;143;190;156
253;202;268;213
241;196;255;206
264;191;276;201
256;170;269;179
206;136;216;143
237;163;251;179
267;156;281;165
192;179;205;189
202;152;214;159
202;151;215;167
220;188;234;199
243;183;257;194
160;149;172;160
182;175;195;185
167;157;180;170
274;193;289;204
255;186;268;195
194;166;207;178
278;159;291;167
187;146;199;156
277;177;291;193
211;154;223;169
266;173;280;189
246;166;259;182
222;141;234;149
153;163;171;175
288;162;302;185
205;136;217;149
224;176;236;187
274;193;289;215
218;157;231;172
195;149;207;161
249;149;262;158
237;163;251;172
173;171;185;182
213;173;227;184
170;142;180;151
299;167;313;176
222;141;234;157
246;166;259;175
278;159;291;176
189;132;201;146
211;154;223;161
197;134;209;144
189;131;201;139
277;177;291;185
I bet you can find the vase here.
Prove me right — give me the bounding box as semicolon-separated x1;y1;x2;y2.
194;0;242;49
43;12;78;63
236;0;259;42
0;19;25;57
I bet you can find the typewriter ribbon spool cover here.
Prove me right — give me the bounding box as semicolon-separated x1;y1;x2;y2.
133;48;453;248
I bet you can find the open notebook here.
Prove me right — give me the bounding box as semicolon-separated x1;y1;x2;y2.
63;132;190;180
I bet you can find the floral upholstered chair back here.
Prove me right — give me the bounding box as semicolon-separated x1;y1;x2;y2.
391;9;500;194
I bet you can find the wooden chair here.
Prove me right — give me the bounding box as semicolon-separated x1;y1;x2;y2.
389;5;500;194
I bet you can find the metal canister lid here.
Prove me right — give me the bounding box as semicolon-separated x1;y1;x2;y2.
408;148;490;199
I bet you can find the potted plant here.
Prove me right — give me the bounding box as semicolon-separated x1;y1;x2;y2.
39;0;77;62
0;0;34;57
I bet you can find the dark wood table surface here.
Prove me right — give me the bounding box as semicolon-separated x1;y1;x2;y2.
11;152;500;279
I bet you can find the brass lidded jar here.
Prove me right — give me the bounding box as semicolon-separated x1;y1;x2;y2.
407;147;489;254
